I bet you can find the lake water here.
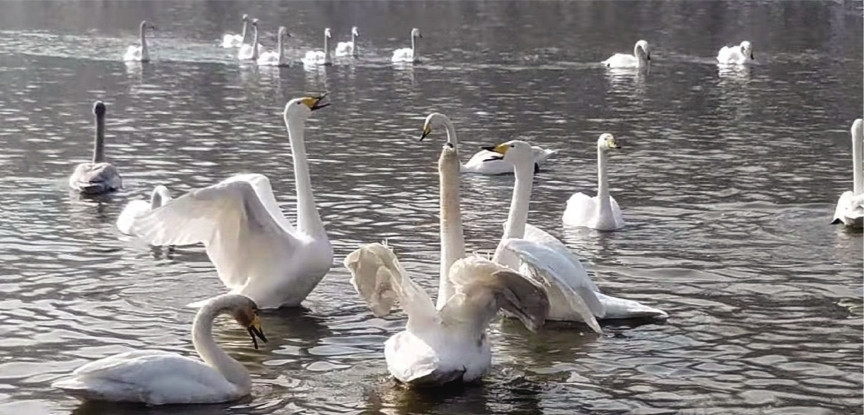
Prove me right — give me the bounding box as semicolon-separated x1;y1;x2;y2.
0;1;862;414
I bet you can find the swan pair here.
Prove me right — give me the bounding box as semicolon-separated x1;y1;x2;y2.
237;19;263;61
832;119;864;228
222;14;264;51
123;21;156;62
52;294;267;405
717;41;755;65
69;102;122;195
392;28;422;63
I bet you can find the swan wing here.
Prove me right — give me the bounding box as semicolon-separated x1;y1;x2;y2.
222;34;242;48
603;53;637;68
391;48;413;62
335;42;353;56
562;192;598;228
833;190;864;227
521;224;599;288
116;200;152;235
70;162;122;194
531;146;558;164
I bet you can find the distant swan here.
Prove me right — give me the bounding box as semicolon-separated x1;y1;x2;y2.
123;21;155;62
302;28;333;66
603;40;650;69
69;102;122;194
222;14;251;48
717;41;754;65
117;186;173;236
562;133;625;231
52;294;267;405
257;27;291;66
238;19;262;61
392;28;422;63
832;119;864;228
335;26;359;57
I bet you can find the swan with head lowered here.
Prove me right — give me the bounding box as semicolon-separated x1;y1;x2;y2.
237;19;262;61
257;27;291;67
222;14;263;50
52;294;267;405
124;21;156;62
420;113;557;175
832;119;864;228
302;28;333;66
69;101;122;194
132;97;334;309
562;133;625;231
344;141;549;388
603;40;650;69
485;140;667;331
116;186;173;236
335;26;359;58
392;28;422;63
717;41;754;65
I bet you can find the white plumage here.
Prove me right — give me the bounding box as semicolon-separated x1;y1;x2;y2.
562;133;626;231
603;40;650;69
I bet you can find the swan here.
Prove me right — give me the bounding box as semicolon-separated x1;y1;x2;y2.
602;40;650;69
335;26;359;57
131;96;334;309
221;14;262;50
69;101;122;194
392;28;422;63
717;41;754;65
419;113;557;175
123;21;155;62
562;133;625;231
302;28;333;66
52;294;267;405
343;143;549;387
485;140;667;329
257;26;291;67
832;118;864;228
116;186;173;236
237;19;262;61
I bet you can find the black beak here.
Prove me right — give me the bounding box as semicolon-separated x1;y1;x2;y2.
750;53;754;60
831;218;842;225
481;146;504;160
310;95;330;111
418;34;423;39
419;130;430;141
646;54;651;61
247;326;267;350
481;146;496;152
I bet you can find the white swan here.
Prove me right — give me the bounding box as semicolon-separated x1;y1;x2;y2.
257;26;291;67
123;21;155;62
335;26;359;57
237;19;262;61
832;118;864;228
603;40;650;69
717;41;754;65
485;140;667;329
131;97;334;309
52;294;267;405
392;28;422;63
419;113;557;175
344;144;548;387
69;101;122;195
302;28;333;66
562;133;625;231
117;186;173;236
221;14;262;50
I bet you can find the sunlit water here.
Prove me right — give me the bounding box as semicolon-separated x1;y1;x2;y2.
0;1;862;414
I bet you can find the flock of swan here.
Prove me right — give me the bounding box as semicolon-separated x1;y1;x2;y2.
54;15;863;407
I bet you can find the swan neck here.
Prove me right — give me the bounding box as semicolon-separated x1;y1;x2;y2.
92;112;105;163
240;20;248;44
493;163;533;267
277;33;284;64
191;299;251;391
597;148;611;212
352;33;358;56
411;35;417;59
251;26;259;59
324;34;331;63
442;119;459;148
854;130;863;195
437;150;465;309
286;116;325;238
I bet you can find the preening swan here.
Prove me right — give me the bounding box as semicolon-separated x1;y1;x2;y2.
257;27;291;67
123;21;155;62
562;133;625;231
116;186;172;236
392;28;422;63
222;14;258;48
237;19;262;61
832;118;864;228
335;26;359;57
69;101;122;195
132;97;334;309
52;294;267;405
302;28;333;66
419;112;557;175
717;41;754;65
603;40;650;69
485;140;667;329
344;144;548;387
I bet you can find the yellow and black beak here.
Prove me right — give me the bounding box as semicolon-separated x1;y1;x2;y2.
301;95;330;111
419;124;432;141
246;315;267;350
481;143;509;160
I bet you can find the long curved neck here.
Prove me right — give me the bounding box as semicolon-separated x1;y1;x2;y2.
240;20;248;44
251;27;259;59
351;33;358;56
191;299;251;391
287;117;325;238
854;129;863;196
139;25;147;51
92;113;105;163
597;147;611;214
277;34;284;64
323;35;331;63
442;119;459;148
492;162;534;268
411;35;417;58
437;149;465;309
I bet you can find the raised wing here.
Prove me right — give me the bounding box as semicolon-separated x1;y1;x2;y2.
523;224;600;292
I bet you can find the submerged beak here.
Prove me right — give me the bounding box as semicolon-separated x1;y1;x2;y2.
246;317;267;350
419;125;432;141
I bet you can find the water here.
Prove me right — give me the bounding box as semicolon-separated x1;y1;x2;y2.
0;1;861;414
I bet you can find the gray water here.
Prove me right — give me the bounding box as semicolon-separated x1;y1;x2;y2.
0;1;862;414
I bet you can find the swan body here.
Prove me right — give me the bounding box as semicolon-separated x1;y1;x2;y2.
562;133;625;231
302;28;332;66
123;21;154;62
335;26;359;57
52;294;267;405
392;28;422;63
419;113;557;175
257;27;291;66
832;119;864;228
117;186;173;235
132;97;333;309
69;102;122;194
603;40;650;69
238;19;262;61
717;41;754;65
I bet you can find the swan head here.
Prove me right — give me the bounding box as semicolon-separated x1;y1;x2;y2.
229;296;267;350
325;28;332;38
852;119;863;139
284;96;329;121
242;14;249;21
419;112;450;141
740;41;754;60
93;101;106;117
252;18;258;27
635;40;650;61
139;21;156;31
597;133;621;151
483;140;535;166
278;26;291;39
412;28;422;38
351;26;360;37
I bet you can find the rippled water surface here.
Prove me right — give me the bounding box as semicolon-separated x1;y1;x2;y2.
0;1;862;414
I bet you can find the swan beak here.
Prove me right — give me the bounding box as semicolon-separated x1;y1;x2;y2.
483;144;509;155
646;53;651;61
831;218;842;225
750;53;755;60
247;316;267;350
419;125;432;141
302;95;329;111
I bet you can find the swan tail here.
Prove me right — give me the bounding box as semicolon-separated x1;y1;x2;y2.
595;292;668;320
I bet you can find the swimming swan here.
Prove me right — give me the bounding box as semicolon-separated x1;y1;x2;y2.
69;102;122;194
222;14;262;50
132;97;334;309
603;40;650;69
238;19;262;61
52;294;267;405
335;26;359;57
116;186;173;236
343;144;549;387
832;119;864;228
717;41;754;65
562;133;625;231
257;27;291;67
419;113;557;175
302;28;333;66
124;21;155;62
392;28;422;63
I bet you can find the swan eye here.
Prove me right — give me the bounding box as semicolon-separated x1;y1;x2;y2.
510;144;515;148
